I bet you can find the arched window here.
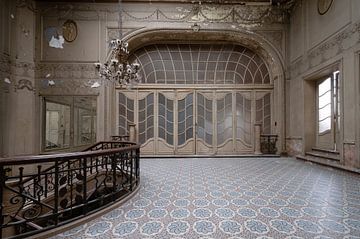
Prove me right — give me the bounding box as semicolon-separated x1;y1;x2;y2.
131;44;270;85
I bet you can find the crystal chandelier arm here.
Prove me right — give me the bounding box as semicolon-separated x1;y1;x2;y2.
94;0;141;88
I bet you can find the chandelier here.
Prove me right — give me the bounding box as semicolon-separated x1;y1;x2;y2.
94;0;140;88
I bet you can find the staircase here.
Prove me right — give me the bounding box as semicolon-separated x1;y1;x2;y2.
296;147;344;169
0;141;140;239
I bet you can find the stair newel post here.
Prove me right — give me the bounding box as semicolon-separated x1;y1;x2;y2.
0;166;4;239
54;160;59;225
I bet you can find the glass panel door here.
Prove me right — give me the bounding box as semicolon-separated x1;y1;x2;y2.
117;89;273;156
138;91;155;154
118;92;135;136
255;92;272;134
157;91;175;154
235;92;253;152
177;91;195;155
216;92;234;154
196;91;214;155
316;71;340;150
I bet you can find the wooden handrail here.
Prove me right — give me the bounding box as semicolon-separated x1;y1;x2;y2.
82;140;135;151
0;142;139;166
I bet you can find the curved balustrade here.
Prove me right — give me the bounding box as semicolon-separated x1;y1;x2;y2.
0;141;140;239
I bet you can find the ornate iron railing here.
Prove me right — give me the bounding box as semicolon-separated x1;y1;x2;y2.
110;135;130;142
0;141;140;239
260;134;278;154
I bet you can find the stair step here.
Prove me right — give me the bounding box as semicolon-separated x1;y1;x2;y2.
296;155;360;174
306;151;340;161
312;147;340;155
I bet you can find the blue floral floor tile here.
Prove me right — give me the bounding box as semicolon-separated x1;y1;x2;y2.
53;157;360;238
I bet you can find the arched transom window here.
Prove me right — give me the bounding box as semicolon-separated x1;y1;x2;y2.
131;44;270;85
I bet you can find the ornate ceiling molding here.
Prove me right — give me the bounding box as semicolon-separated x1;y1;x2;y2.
121;5;288;24
37;2;292;25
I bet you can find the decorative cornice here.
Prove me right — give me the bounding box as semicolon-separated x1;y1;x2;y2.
290;21;360;78
39;3;291;25
36;63;100;95
36;63;97;79
122;5;288;24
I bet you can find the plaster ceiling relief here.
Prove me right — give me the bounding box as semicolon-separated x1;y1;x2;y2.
121;4;289;24
35;0;295;25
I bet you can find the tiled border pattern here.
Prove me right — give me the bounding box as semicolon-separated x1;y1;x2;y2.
53;157;360;238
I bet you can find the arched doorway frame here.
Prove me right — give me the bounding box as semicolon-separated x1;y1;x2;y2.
119;28;286;154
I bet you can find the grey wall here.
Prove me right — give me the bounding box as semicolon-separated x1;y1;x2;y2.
287;0;360;168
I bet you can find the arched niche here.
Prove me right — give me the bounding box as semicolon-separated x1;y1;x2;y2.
124;29;285;84
121;28;286;154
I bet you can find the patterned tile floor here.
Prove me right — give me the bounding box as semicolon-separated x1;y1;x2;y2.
53;157;360;238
